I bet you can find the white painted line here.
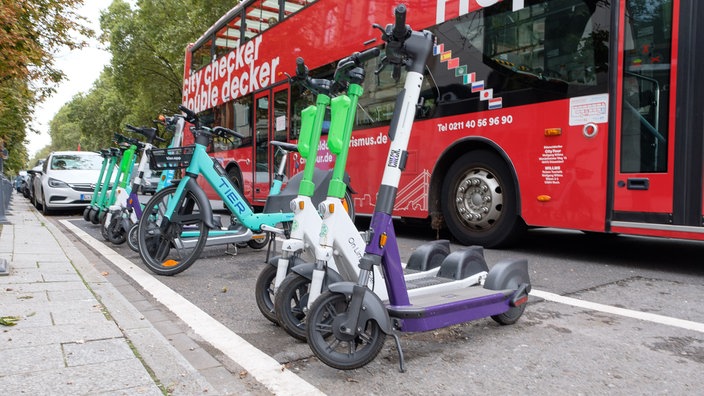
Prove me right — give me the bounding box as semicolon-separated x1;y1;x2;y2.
61;220;325;396
531;289;704;333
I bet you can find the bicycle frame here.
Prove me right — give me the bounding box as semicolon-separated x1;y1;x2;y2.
163;135;293;233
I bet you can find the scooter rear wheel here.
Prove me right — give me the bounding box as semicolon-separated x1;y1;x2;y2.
274;272;310;341
491;303;526;325
137;186;208;276
127;223;140;252
306;291;386;370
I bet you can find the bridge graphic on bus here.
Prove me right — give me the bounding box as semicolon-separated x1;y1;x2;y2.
355;170;430;213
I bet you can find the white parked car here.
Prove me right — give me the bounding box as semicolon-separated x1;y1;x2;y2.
33;151;104;214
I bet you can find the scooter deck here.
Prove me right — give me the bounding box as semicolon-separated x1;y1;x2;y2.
404;274;453;289
387;286;514;332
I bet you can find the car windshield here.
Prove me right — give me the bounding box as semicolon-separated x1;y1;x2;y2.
51;154;102;170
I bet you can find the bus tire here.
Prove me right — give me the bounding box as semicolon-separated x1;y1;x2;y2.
441;151;524;248
227;167;243;195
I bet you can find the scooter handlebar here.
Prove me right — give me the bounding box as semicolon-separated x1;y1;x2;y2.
295;57;308;79
352;47;381;65
392;4;408;41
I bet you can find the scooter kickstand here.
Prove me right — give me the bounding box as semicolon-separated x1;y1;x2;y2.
391;332;406;373
225;243;239;256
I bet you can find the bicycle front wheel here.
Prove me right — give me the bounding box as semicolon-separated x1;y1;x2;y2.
137;186;208;275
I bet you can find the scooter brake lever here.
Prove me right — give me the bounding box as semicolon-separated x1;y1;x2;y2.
375;56;388;75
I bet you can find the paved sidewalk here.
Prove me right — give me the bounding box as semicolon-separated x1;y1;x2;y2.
0;194;218;395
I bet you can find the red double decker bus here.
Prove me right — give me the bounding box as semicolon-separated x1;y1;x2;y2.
183;0;703;247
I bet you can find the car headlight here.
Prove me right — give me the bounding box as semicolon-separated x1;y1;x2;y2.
48;177;69;188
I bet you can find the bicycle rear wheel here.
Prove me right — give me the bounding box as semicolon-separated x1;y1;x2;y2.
137;186;208;276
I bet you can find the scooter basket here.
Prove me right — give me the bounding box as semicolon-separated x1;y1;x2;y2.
148;147;194;170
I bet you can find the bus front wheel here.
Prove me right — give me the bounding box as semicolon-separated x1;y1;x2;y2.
441;151;524;248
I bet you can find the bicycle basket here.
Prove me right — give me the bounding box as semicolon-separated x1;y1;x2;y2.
148;147;194;170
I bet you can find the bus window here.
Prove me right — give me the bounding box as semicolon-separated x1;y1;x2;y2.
191;38;212;72
273;89;289;142
431;0;609;116
233;95;254;148
358;49;437;128
245;0;283;40
255;95;269;185
215;13;242;58
620;0;672;173
290;83;313;140
207;96;254;153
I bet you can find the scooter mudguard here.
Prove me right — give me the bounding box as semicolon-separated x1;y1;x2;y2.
265;254;306;269
182;177;217;229
262;169;353;213
436;245;489;280
327;281;395;334
290;262;345;285
121;216;132;234
484;258;531;305
405;239;450;272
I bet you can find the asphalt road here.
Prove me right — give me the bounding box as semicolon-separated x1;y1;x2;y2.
51;206;704;395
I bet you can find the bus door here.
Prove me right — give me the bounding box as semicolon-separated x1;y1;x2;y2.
252;86;290;204
611;0;676;232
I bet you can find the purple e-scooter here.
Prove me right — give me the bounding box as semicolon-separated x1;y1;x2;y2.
305;4;531;372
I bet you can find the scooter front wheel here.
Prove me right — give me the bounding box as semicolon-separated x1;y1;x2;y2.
274;272;310;341
107;215;127;245
306;291;386;370
137;186;208;276
254;265;279;324
100;213;110;241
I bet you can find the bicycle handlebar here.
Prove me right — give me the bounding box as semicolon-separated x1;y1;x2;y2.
270;140;299;153
213;126;245;140
178;104;199;125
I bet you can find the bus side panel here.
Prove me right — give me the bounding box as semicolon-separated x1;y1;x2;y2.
346;97;610;233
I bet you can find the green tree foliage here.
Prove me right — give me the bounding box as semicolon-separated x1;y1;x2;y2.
0;0;92;173
47;0;237;155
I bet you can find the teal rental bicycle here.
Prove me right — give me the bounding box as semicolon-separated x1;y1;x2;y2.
137;105;295;275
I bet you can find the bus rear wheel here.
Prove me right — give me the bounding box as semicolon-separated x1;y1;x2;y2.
441;151;523;248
